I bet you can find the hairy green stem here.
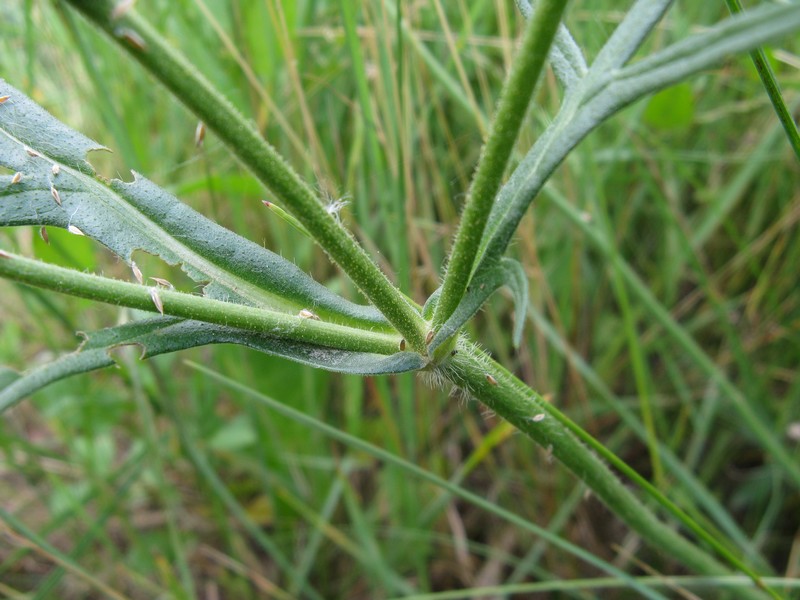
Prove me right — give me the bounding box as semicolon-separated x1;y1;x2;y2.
443;345;774;600
432;0;568;334
61;0;428;351
0;251;403;356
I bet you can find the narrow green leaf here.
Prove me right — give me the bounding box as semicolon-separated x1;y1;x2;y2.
591;4;800;106
0;317;425;413
583;0;672;81
724;0;800;162
515;0;588;89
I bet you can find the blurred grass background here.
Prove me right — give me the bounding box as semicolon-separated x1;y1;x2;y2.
0;0;799;597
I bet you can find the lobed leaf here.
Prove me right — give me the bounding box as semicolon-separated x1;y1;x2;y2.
515;0;588;90
476;2;800;273
583;0;673;85
0;80;390;330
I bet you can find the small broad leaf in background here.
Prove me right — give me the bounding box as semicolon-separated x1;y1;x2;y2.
209;414;258;452
644;83;695;130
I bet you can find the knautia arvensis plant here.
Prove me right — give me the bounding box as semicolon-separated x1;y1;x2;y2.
1;0;799;597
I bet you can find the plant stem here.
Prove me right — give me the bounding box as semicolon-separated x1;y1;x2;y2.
442;344;776;600
61;0;428;351
0;251;402;356
432;0;568;333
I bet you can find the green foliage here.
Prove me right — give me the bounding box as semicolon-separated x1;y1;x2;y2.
1;0;799;597
644;83;695;130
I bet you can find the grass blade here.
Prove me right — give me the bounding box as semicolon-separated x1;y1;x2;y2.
186;360;675;600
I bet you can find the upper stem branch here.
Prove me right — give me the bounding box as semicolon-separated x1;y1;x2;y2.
432;0;568;333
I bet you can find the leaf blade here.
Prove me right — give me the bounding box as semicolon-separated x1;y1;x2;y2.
0;317;425;413
430;257;528;353
0;80;390;331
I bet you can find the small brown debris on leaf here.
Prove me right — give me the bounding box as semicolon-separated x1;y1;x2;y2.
131;261;143;284
111;0;135;20
149;287;164;315
150;277;174;289
116;27;146;51
195;121;206;148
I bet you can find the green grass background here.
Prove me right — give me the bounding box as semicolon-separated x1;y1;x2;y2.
0;0;799;597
